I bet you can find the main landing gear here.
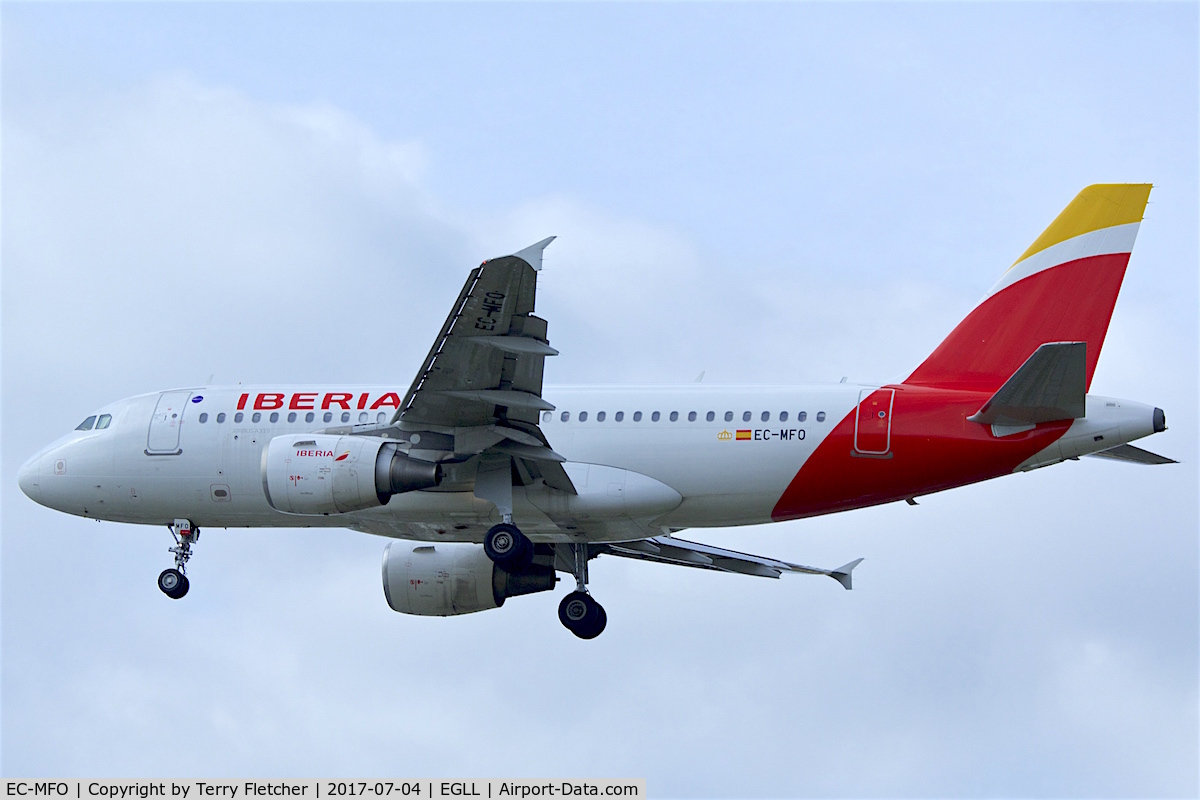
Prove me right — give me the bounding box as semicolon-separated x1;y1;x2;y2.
558;541;606;640
483;522;534;571
158;518;197;600
482;521;608;640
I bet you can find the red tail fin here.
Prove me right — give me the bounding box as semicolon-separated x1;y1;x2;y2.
905;184;1152;393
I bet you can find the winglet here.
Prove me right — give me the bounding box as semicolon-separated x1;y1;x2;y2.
829;558;864;590
511;236;556;271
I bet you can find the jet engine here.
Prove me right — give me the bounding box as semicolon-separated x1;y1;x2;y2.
262;434;440;515
382;541;556;616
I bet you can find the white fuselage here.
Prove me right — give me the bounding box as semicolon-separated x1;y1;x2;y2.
18;383;1160;544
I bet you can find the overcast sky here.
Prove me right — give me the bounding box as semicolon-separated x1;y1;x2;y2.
2;3;1197;795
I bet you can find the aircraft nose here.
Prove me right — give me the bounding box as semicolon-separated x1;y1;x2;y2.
18;454;41;501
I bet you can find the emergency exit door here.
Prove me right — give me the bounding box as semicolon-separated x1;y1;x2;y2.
146;391;192;455
854;388;895;455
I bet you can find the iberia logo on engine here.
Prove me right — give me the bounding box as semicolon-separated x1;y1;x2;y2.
295;449;335;457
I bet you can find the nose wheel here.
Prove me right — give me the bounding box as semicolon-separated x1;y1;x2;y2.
159;518;197;599
559;542;607;639
158;568;189;599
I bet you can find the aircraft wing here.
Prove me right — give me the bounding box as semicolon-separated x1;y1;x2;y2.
385;238;575;492
397;237;557;429
599;536;863;589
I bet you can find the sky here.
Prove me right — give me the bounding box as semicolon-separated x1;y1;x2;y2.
2;2;1198;795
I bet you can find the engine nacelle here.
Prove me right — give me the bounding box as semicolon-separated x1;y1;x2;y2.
382;542;556;616
262;434;441;515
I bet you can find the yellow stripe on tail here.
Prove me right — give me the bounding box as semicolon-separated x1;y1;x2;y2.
1011;183;1152;268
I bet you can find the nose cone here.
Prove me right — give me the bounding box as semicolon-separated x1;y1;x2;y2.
18;454;41;501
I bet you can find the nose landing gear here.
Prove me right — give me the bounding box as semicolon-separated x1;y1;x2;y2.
558;542;607;640
159;518;197;599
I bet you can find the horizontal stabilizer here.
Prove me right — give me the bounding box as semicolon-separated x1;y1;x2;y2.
1086;443;1177;465
967;342;1086;426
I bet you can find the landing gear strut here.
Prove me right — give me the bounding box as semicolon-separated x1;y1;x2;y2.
558;543;607;640
159;518;197;599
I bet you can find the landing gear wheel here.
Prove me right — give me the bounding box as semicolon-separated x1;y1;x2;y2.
484;523;533;570
158;568;189;599
558;591;607;639
160;518;197;600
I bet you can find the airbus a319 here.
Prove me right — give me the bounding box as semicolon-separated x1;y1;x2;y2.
18;184;1173;638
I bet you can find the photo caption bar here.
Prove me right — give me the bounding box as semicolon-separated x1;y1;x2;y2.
3;781;646;800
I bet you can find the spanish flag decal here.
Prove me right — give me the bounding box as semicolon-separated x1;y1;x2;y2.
736;430;752;440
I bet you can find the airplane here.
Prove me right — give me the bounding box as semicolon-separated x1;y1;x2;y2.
17;184;1175;639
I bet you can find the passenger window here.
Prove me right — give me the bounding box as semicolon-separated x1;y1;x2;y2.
597;411;606;422
235;412;244;423
688;411;697;422
742;411;752;422
724;411;733;422
780;411;788;422
543;412;552;423
615;411;624;422
359;412;368;423
76;416;97;431
269;412;280;423
798;411;807;422
761;411;770;422
251;412;261;423
199;413;209;423
579;412;588;422
96;414;112;429
651;411;661;422
377;412;386;423
341;412;351;423
287;412;297;423
669;411;678;422
817;412;826;422
323;412;332;423
305;412;315;423
633;412;642;421
561;411;570;422
216;413;226;423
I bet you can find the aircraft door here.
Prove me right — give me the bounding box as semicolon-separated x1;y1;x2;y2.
854;388;894;455
146;391;192;455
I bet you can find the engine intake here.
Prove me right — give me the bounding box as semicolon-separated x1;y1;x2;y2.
382;542;556;616
262;435;441;515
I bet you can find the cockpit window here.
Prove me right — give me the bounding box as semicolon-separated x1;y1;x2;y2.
75;416;97;431
96;414;112;429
